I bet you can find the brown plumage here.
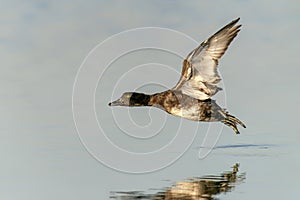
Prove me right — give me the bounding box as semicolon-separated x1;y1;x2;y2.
149;90;245;134
109;18;246;134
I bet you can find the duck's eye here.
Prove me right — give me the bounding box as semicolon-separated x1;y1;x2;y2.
126;95;131;98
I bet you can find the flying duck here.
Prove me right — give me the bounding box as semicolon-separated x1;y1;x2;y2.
109;18;246;134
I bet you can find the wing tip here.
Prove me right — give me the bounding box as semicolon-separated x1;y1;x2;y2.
233;17;240;23
229;17;242;30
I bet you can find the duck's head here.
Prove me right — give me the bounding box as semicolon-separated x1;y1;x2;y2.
108;92;150;107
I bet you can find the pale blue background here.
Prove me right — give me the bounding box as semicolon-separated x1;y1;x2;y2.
1;0;300;199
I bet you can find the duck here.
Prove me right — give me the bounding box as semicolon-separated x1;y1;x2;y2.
109;18;246;134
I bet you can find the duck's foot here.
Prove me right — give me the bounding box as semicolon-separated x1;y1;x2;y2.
222;113;246;134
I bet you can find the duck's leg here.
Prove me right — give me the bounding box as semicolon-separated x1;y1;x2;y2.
222;119;240;134
220;112;246;134
225;113;246;128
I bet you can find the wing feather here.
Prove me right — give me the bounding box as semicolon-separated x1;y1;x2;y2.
173;18;241;100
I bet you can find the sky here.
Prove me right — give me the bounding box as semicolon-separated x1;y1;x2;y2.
1;0;300;199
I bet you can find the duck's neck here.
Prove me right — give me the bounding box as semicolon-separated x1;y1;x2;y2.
129;92;151;106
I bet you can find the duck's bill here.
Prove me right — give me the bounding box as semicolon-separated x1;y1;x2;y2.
108;99;122;106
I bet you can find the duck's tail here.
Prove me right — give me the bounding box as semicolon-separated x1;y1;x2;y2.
220;111;246;134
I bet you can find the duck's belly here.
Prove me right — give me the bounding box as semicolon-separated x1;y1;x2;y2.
169;105;201;121
168;102;223;122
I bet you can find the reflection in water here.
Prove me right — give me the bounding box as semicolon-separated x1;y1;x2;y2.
111;163;245;200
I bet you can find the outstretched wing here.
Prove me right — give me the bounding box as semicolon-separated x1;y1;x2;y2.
173;18;241;100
